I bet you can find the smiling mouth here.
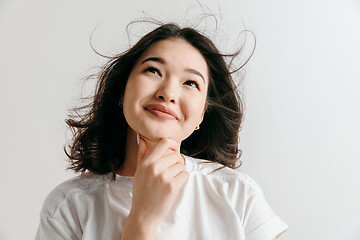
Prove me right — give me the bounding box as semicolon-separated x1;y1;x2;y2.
145;108;177;120
145;104;178;120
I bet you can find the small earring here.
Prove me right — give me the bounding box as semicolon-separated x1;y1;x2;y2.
195;125;200;130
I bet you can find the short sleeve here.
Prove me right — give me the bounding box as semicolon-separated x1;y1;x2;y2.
243;189;288;240
35;216;80;240
35;180;84;240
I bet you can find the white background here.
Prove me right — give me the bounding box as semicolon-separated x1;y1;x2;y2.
1;0;359;239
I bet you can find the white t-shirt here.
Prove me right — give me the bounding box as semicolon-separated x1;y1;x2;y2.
36;155;288;240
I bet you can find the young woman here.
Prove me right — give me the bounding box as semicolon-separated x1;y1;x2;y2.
36;23;288;240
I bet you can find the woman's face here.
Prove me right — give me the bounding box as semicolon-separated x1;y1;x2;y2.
122;38;209;142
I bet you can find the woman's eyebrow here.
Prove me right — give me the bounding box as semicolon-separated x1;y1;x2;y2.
141;56;205;84
184;68;205;84
141;57;165;65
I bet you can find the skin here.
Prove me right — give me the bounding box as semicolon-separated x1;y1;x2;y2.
119;38;209;239
119;38;209;176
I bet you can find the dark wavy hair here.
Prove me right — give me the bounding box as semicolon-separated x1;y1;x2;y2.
65;22;253;179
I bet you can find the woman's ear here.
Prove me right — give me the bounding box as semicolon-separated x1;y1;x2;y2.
200;103;208;119
119;95;124;107
197;103;208;128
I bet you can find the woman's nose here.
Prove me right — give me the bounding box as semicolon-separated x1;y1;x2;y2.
155;81;178;103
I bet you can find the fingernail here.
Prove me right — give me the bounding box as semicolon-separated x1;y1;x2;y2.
136;133;139;145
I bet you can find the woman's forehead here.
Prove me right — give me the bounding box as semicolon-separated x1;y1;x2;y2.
136;38;209;81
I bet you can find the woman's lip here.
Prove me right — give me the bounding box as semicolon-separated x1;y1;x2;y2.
146;109;177;120
145;104;178;120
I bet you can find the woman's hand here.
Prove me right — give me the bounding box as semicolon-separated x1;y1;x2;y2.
128;136;189;234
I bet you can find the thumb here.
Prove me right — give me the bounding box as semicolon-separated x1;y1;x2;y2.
137;134;148;165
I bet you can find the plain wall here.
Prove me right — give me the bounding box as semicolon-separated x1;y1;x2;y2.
1;0;359;239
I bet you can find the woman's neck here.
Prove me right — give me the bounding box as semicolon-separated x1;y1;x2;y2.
117;128;138;176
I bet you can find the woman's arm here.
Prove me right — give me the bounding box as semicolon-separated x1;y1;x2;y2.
120;137;188;240
120;211;157;240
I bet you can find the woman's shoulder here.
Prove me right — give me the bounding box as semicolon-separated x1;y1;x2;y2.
39;172;112;219
184;155;261;194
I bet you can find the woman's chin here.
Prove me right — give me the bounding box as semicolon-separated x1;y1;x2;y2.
139;130;180;143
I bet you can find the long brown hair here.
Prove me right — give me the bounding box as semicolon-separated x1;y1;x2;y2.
65;23;253;179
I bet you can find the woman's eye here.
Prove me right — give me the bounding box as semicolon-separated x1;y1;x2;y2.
185;80;199;89
145;67;161;76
